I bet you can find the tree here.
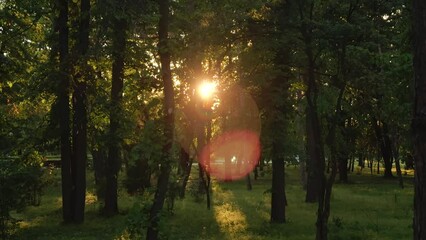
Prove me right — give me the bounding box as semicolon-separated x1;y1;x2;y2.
412;0;426;238
146;0;175;238
71;0;90;222
296;0;325;204
267;0;293;224
56;0;73;223
55;0;90;223
105;0;127;216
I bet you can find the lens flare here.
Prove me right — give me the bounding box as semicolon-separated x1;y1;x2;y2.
199;130;260;181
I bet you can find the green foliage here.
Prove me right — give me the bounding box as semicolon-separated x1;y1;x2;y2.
121;193;153;239
0;151;50;239
119;191;171;240
124;119;164;193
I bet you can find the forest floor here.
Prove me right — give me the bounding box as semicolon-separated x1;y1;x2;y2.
15;165;414;240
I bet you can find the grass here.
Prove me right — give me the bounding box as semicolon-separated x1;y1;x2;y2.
15;165;414;239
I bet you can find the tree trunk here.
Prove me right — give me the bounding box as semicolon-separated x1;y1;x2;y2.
382;123;393;178
358;154;364;168
338;157;348;183
105;12;126;216
300;157;307;190
246;173;252;191
316;160;337;240
372;119;393;178
71;0;90;223
179;147;192;198
72;81;87;223
377;155;380;174
92;149;106;200
270;142;286;223
394;146;404;189
412;0;426;237
390;135;404;188
302;24;323;203
57;0;73;223
305;105;322;202
146;0;174;238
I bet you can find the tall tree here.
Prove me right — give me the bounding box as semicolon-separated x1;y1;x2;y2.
412;0;426;238
105;0;127;216
57;0;73;223
71;0;90;223
56;0;90;223
296;0;325;203
146;0;175;238
268;0;292;224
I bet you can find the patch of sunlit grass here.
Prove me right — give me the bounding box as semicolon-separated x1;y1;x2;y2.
214;203;248;234
85;191;97;205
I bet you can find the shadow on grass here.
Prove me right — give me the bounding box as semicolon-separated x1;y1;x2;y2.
17;208;128;240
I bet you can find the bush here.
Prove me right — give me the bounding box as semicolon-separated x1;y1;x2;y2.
0;151;49;239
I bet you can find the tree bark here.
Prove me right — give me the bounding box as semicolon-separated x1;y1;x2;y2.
270;141;286;223
302;17;323;202
179;147;191;198
57;0;73;223
389;135;404;188
71;81;87;223
92;149;106;200
338;157;348;183
268;0;291;223
71;0;90;223
372;119;393;178
105;10;126;216
305;105;323;202
316;81;345;240
412;0;426;238
146;0;174;238
246;173;252;191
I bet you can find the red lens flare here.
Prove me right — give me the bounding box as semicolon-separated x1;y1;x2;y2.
199;130;260;181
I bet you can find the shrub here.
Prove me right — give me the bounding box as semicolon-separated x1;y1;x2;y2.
0;151;49;239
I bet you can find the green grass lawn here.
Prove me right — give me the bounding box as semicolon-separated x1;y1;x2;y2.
15;166;414;240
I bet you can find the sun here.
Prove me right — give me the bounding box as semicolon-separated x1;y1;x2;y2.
198;81;217;100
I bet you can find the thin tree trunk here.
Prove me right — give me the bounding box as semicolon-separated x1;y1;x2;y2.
338;157;348;183
146;0;174;238
300;157;307;190
372;119;393;178
382;123;393;178
413;0;426;237
358;153;364;168
179;147;192;198
389;135;403;188
303;22;322;202
105;11;126;216
394;150;404;189
92;149;106;200
377;156;380;175
246;173;252;191
317;85;345;240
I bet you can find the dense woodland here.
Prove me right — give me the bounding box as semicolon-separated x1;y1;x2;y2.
1;0;426;239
